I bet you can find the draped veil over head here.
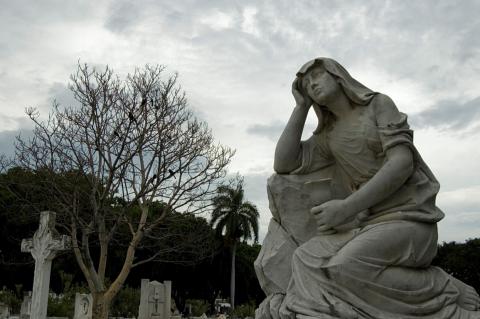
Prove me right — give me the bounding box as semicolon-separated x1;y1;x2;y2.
296;58;378;133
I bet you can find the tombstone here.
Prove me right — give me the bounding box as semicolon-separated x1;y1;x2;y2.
0;301;10;319
138;279;172;319
73;293;92;319
21;211;71;319
20;291;32;319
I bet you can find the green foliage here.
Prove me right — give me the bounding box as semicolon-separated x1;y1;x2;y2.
234;243;263;304
210;180;260;309
186;299;210;316
47;294;74;317
58;270;74;292
231;302;255;318
0;287;21;314
110;286;140;317
135;210;219;265
210;182;259;244
0;168;50;265
433;238;480;292
47;283;88;317
0;166;264;312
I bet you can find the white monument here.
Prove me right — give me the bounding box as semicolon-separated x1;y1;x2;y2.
21;211;71;319
138;279;172;319
73;293;92;319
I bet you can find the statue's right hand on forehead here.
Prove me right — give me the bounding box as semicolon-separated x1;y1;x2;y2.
292;77;312;109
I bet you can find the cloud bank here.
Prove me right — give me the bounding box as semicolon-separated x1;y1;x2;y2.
1;0;480;242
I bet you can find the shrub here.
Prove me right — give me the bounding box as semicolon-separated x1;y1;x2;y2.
0;288;21;314
186;299;210;316
110;286;140;317
47;293;74;317
47;283;88;317
231;302;255;319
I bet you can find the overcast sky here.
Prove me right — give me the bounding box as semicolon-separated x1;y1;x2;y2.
1;0;480;243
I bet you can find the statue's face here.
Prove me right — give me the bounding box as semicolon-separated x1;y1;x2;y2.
302;66;340;104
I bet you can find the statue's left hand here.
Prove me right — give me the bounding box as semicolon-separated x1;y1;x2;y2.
311;199;354;229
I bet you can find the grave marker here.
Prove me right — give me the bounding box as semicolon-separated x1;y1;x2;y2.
21;212;71;319
73;293;92;319
138;279;171;319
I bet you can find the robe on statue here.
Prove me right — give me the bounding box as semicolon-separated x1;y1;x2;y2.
255;92;480;319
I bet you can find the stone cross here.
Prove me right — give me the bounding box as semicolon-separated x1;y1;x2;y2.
138;279;172;319
21;211;71;319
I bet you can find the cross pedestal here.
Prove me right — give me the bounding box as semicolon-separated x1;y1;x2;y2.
21;211;71;319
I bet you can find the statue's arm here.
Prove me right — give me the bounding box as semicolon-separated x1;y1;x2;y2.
274;105;310;173
343;144;413;214
274;78;311;174
312;94;414;227
343;94;413;214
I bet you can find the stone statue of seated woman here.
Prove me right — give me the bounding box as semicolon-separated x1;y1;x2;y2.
254;57;480;319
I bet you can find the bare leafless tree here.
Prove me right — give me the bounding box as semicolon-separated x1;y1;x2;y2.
13;63;235;319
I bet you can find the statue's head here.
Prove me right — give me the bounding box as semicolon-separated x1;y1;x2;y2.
297;57;376;106
296;58;377;133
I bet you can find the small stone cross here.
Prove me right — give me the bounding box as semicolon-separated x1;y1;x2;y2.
21;211;71;319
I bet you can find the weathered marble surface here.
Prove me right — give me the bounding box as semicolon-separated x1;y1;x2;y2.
21;212;71;319
254;170;331;295
255;170;335;319
255;57;480;319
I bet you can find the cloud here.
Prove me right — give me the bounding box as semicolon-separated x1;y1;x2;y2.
247;121;284;141
243;172;269;203
47;82;80;109
438;186;480;214
0;82;77;158
243;171;272;242
200;9;235;31
0;130;19;158
247;120;317;142
0;117;34;158
439;213;480;243
104;1;141;34
1;0;480;243
411;96;480;131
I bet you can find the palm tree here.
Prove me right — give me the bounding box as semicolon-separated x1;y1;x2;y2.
210;182;259;309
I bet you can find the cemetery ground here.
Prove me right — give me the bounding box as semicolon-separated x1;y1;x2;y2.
0;207;264;318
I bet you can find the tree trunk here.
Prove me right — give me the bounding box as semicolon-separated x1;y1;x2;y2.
92;292;111;319
230;241;237;309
